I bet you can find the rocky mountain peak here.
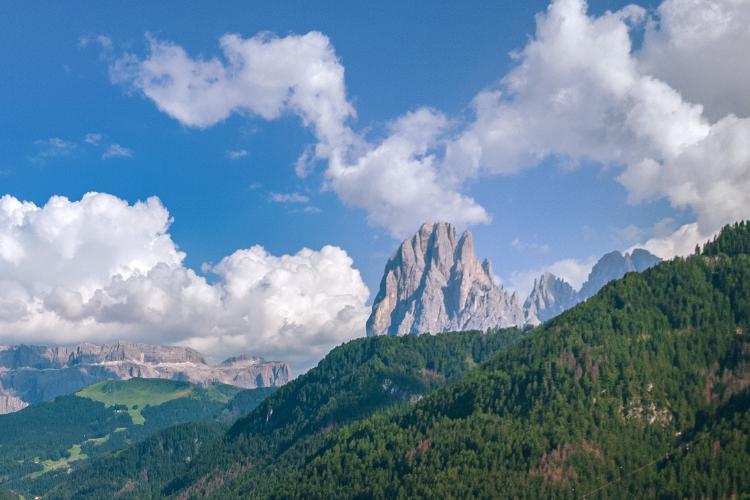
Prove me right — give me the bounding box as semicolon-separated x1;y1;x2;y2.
524;272;578;325
367;222;525;336
579;248;661;300
368;223;664;335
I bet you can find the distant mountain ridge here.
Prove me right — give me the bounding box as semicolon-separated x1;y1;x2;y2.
368;222;661;334
0;341;289;414
525;247;662;324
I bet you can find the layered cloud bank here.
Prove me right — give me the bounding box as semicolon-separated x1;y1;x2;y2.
113;0;750;254
0;193;369;372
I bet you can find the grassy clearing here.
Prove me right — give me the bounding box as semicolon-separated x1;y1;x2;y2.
29;444;87;478
76;379;194;425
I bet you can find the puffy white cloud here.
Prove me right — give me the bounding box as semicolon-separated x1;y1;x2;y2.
327;108;489;236
444;0;749;257
639;0;750;121
110;0;749;247
0;193;369;373
113;34;488;238
111;32;355;152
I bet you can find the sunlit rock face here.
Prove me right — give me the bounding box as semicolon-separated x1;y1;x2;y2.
524;272;579;325
368;222;663;335
367;222;525;336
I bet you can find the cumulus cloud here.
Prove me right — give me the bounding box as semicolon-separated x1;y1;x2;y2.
111;32;355;150
0;193;369;372
326;108;489;236
110;0;749;248
639;0;750;121
444;0;749;257
112;33;488;237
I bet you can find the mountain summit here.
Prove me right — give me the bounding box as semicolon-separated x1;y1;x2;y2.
368;222;661;334
367;222;525;335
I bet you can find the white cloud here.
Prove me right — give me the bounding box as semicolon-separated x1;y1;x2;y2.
102;143;133;159
226;149;249;159
111;32;355;151
112;33;488;238
326;108;490;236
639;0;750;121
269;192;309;203
443;0;749;256
0;193;369;373
109;0;750;245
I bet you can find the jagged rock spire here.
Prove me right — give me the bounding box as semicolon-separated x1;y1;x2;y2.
367;222;525;336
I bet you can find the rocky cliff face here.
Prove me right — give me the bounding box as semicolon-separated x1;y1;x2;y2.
578;248;661;301
524;272;579;325
0;342;289;414
367;222;525;336
368;222;662;334
527;248;662;324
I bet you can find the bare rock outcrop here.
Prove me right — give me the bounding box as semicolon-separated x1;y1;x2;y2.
0;342;289;414
367;222;525;336
524;272;579;325
368;222;663;335
527;248;661;324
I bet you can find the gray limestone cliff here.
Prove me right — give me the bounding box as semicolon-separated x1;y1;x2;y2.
578;248;662;301
0;341;289;414
368;222;662;334
366;222;525;336
524;272;579;325
527;248;661;324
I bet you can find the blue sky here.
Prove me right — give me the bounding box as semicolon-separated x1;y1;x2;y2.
1;0;748;370
1;0;670;292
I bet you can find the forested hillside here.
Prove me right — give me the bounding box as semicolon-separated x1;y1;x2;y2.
23;223;750;499
266;222;750;498
0;379;274;497
47;328;525;498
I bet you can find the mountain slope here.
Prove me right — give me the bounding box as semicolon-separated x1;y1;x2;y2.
0;378;274;496
267;223;750;498
0;342;288;414
47;328;525;499
33;222;750;499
